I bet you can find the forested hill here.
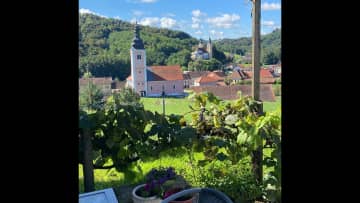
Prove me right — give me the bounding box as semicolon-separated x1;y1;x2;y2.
79;13;198;80
215;28;281;64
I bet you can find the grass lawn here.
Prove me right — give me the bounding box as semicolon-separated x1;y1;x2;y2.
141;96;281;116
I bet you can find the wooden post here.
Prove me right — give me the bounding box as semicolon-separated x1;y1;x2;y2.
83;129;95;192
251;0;263;184
162;85;165;116
252;0;261;101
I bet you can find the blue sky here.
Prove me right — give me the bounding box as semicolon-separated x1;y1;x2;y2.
79;0;281;39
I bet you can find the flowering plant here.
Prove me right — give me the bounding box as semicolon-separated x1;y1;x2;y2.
137;167;191;199
138;167;177;198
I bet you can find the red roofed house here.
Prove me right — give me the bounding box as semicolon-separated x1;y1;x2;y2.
244;69;276;84
126;23;184;97
194;72;224;86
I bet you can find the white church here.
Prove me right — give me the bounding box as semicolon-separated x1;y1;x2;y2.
126;23;185;97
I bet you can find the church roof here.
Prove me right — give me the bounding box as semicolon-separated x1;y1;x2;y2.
131;23;144;49
147;65;184;81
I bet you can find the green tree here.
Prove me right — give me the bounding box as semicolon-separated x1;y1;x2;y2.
187;58;222;71
106;87;143;108
166;49;191;67
212;45;227;64
262;50;279;65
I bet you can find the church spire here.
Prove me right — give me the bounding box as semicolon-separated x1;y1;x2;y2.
131;22;144;49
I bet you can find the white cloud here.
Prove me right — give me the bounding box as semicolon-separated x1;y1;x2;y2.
262;2;281;11
130;18;137;24
192;23;200;29
262;20;275;26
113;16;121;20
207;14;240;29
210;30;224;39
132;10;144;16
192;17;201;24
79;8;107;18
137;17;177;28
195;30;202;35
191;9;206;30
79;8;94;14
192;9;206;17
160;17;177;28
139;17;160;26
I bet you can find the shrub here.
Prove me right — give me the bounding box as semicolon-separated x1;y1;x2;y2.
196;160;263;203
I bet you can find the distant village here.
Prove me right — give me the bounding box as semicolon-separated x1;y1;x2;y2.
79;23;281;102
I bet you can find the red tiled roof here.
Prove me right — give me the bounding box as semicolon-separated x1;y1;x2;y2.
213;71;226;77
243;69;275;84
184;71;209;79
260;69;273;78
190;84;275;101
229;70;250;80
148;65;184;81
195;72;224;83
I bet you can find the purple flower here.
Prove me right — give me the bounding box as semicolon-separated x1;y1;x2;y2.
144;183;150;191
158;177;168;185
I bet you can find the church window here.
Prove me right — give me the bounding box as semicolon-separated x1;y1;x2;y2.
138;83;140;85
137;55;141;60
173;84;176;89
150;86;152;90
139;71;142;74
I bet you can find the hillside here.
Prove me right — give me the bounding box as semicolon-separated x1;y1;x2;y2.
215;28;281;64
79;14;198;80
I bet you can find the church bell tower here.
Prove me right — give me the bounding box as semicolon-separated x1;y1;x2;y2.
130;22;147;96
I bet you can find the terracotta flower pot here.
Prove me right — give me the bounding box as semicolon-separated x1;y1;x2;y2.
132;184;162;203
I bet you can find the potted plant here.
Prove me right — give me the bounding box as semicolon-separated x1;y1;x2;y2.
132;167;196;203
132;167;176;203
160;169;196;203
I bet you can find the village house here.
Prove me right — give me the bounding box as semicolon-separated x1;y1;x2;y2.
244;69;276;84
79;77;126;96
183;71;209;88
126;23;184;97
194;72;225;86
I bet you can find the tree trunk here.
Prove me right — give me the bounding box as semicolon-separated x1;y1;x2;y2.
82;129;95;192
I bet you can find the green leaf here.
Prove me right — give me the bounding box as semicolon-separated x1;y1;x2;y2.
216;152;228;161
105;138;115;149
197;160;209;167
225;114;239;125
213;138;228;147
237;130;248;144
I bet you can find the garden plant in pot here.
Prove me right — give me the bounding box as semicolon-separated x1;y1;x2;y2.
132;167;195;203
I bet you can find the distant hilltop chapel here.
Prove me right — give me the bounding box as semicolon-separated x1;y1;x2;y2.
126;23;184;97
191;38;213;60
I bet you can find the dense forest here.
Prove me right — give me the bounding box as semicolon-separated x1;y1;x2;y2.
79;14;202;80
79;13;280;80
215;28;281;65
